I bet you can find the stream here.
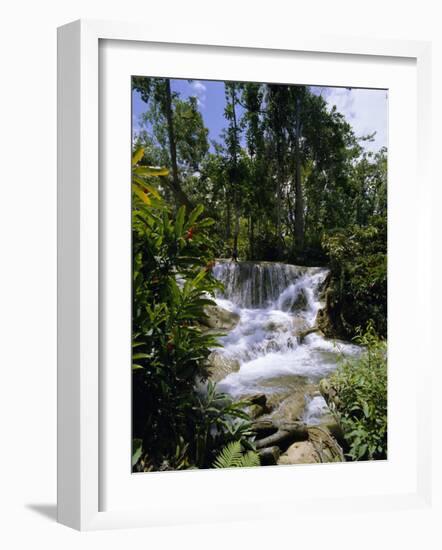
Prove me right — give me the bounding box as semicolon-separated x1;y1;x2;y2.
212;260;360;425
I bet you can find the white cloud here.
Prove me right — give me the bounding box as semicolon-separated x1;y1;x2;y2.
191;81;206;92
190;80;207;108
312;86;388;153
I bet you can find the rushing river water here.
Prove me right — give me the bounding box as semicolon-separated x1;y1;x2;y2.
212;260;360;424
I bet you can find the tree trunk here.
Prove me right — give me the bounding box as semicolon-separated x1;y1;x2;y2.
276;139;282;249
250;215;255;259
294;96;304;253
225;188;231;240
230;84;240;259
233;209;240;259
255;422;308;451
164;79;193;210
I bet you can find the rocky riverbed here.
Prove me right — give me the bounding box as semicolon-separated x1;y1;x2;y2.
204;260;361;465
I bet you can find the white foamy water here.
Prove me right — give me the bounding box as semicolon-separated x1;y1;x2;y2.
302;395;330;425
212;261;359;399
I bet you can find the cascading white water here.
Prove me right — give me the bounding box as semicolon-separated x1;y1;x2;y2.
212;261;360;420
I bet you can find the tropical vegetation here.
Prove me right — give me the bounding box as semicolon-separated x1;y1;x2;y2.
131;77;388;470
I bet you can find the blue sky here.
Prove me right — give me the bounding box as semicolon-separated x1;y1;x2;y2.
132;79;388;154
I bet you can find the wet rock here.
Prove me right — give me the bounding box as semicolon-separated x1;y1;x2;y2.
319;378;340;408
246;394;270;419
207;352;240;383
278;441;321;465
248;404;265;419
316;306;330;335
265;339;281;353
258;446;281;466
270;391;307;424
292;317;309;336
264;319;290;332
251;420;278;438
201;304;240;331
290;289;308;311
249;393;268;408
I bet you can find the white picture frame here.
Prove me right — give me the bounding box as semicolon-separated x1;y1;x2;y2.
57;19;433;531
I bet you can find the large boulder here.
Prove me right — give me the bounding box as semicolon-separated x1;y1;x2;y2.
307;426;344;463
275;427;344;464
201;304;240;331
206;351;240;383
268;382;315;426
278;441;321;465
271;391;306;424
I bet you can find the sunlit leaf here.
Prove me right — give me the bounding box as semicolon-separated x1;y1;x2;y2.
133;166;169;177
132;185;151;205
132;146;144;165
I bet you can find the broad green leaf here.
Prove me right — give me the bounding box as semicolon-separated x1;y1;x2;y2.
192;269;207;287
134;178;161;199
133;353;152;360
133;165;169;177
175;205;186;238
188;204;204;226
132;184;151;205
132;146;144;165
132;438;143;467
362;402;370;418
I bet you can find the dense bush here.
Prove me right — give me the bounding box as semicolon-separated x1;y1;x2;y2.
321;217;387;339
322;323;387;461
131;149;256;471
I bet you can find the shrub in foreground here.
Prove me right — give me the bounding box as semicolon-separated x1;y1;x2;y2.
321;323;387;461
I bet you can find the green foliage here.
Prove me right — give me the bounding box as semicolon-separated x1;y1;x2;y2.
213;440;261;469
131;145;168;205
191;381;257;468
133;77;387;277
327;323;387;461
131;77;389;468
132;438;143;467
322;217;387;338
132;147;255;470
134;77;209;175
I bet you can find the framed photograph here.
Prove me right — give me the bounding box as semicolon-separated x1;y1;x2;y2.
57;19;432;530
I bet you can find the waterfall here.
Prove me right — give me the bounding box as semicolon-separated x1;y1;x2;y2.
211;260;359;400
213;260;325;310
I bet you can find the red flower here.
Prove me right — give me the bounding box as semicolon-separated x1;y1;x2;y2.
185;227;194;240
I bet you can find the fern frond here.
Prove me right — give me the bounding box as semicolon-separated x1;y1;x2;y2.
237;450;261;468
213;441;260;469
213;441;243;469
